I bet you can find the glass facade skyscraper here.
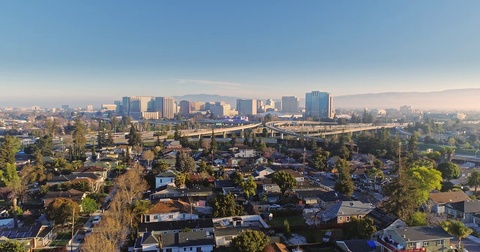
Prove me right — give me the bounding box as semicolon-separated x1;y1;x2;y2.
305;91;334;119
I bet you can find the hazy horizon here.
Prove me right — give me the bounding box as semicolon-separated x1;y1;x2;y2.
2;88;480;112
1;1;480;109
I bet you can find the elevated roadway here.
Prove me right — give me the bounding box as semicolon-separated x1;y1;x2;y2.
265;121;403;139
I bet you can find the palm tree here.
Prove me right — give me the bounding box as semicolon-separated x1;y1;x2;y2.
442;220;472;250
467;169;480;195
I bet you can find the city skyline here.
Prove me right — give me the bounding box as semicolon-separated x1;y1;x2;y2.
2;1;480;107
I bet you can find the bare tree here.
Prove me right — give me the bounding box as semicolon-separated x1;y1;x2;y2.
115;165;148;204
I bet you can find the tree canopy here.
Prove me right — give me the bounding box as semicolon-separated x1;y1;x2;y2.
273;170;297;196
127;123;142;147
175;151;195;173
442;220;472;249
309;147;330;171
72;118;87;149
230;230;270;252
240;176;257;199
0;240;28;252
406;166;442;204
467;169;480;195
382;170;422;221
81;197;98;215
46;198;80;226
437;162;460;180
334;159;354;197
213;193;243;217
342;217;377;240
0;134;21;171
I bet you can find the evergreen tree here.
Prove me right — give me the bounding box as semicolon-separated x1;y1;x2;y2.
334;159;354;197
72;117;87;150
0;134;21;170
210;128;217;154
381;169;421;221
127;123;142;147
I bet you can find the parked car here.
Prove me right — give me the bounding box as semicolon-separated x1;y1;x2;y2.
322;231;332;242
268;204;281;211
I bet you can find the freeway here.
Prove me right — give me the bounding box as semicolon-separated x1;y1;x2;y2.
265;121;403;139
105;122;262;144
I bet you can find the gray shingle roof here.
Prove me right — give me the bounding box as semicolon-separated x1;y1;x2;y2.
448;200;480;213
393;226;453;242
140;231;214;247
327;201;374;216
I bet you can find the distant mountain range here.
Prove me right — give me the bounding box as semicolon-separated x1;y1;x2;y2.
175;88;480;111
335;88;480;111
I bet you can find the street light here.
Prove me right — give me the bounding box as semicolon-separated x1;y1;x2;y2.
475;149;479;163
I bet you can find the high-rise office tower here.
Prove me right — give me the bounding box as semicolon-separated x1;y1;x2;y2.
154;97;175;119
210;102;231;118
236;99;257;116
282;96;299;113
122;96;153;119
305;91;334;119
264;99;276;111
179;100;192;115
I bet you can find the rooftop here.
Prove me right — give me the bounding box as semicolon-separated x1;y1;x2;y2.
429;191;471;204
147;200;194;214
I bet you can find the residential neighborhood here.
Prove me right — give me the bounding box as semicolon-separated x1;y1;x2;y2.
0;106;480;252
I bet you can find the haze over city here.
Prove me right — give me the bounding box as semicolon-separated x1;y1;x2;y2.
1;1;480;109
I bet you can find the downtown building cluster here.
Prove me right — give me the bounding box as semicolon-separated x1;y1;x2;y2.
108;91;334;120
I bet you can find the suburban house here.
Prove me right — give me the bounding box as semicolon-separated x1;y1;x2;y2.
377;226;452;252
296;190;325;205
261;178;281;193
366;207;406;232
214;180;236;191
43;189;86;208
320;201;374;224
268;169;305;184
254;157;269;165
155;170;178;189
234;147;257;158
142;200;197;223
72;165;109;181
0;224;54;250
336;240;377;252
163;140;183;149
227;157;247;168
428;191;471;214
134;230;215;252
445;200;480;223
149;185;213;204
138;218;214;236
249;201;271;213
253;167;275;180
45;173;103;192
213;215;269;247
316;191;350;208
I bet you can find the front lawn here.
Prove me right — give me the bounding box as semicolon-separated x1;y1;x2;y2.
268;215;306;229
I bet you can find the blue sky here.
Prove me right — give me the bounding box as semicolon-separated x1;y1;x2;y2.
1;1;480;107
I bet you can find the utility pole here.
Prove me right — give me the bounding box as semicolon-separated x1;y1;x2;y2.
303;147;306;171
71;207;75;252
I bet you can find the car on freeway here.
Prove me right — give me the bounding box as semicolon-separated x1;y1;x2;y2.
92;216;101;225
